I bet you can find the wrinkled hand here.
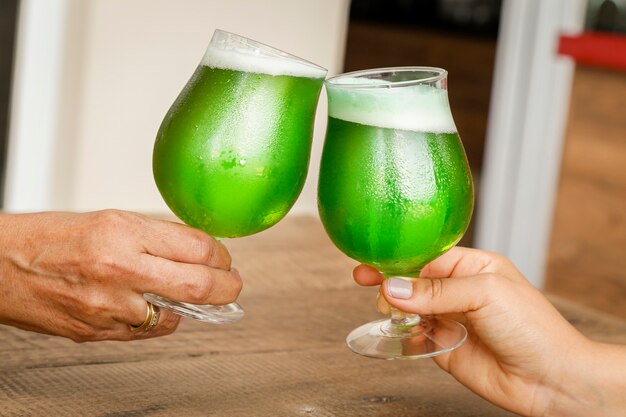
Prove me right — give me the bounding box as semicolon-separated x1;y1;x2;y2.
0;210;242;342
353;247;622;417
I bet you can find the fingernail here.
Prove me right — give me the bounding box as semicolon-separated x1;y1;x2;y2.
232;267;241;277
386;277;413;299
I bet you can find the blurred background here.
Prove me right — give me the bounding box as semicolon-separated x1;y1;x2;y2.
0;0;624;318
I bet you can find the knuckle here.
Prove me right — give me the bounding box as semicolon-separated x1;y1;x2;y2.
192;234;216;263
429;278;445;301
216;242;232;269
222;284;242;304
83;296;109;318
70;324;98;343
95;209;128;227
181;276;214;304
222;255;233;270
217;271;243;304
480;272;503;292
485;250;512;268
191;233;231;268
414;279;444;313
79;210;137;253
233;273;243;295
91;254;126;276
91;210;141;238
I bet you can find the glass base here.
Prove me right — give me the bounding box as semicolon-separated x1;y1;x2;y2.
144;293;244;324
346;316;467;360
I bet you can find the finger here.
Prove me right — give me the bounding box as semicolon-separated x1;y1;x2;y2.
141;218;232;270
376;292;391;314
53;293;182;342
128;308;182;341
381;274;500;316
97;306;182;342
136;254;243;305
419;246;495;279
126;296;155;328
112;296;182;339
353;264;384;286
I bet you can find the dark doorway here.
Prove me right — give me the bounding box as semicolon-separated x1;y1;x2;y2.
0;0;19;208
344;0;502;246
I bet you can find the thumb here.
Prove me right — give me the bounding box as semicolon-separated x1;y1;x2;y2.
382;274;498;315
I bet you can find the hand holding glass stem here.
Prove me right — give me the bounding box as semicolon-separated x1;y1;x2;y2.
151;29;326;323
355;246;626;417
318;67;473;359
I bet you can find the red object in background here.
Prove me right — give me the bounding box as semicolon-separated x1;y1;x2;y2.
558;32;626;72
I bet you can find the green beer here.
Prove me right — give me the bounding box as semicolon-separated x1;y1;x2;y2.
319;67;474;359
318;118;473;275
319;76;473;275
154;30;326;238
147;30;326;324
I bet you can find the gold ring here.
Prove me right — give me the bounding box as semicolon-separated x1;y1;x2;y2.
130;302;160;332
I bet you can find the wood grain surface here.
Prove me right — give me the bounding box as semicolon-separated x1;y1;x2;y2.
1;216;625;417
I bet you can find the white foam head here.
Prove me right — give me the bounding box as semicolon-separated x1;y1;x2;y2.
201;30;326;79
326;78;457;133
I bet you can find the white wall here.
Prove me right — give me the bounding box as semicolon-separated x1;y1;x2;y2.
6;0;350;215
3;0;70;211
475;0;586;287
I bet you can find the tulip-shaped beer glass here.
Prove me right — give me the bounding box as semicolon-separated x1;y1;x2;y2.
151;30;326;323
318;67;474;359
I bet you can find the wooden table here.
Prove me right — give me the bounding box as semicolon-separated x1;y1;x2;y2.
1;216;625;417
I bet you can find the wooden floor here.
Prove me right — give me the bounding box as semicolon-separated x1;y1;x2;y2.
545;67;626;319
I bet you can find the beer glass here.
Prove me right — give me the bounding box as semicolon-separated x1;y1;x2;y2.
318;67;474;359
151;29;327;323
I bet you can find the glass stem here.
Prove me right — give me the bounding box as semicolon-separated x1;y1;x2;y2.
390;307;421;328
382;276;422;335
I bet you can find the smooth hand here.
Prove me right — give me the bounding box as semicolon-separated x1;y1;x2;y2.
354;247;626;417
0;210;242;342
